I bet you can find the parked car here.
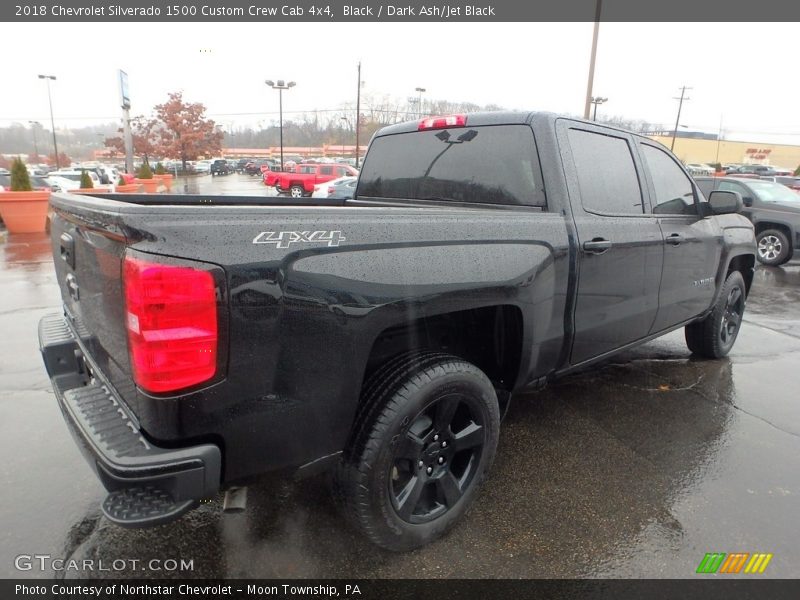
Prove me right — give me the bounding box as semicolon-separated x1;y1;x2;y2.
210;159;231;176
762;176;800;191
729;165;777;178
327;176;358;199
697;176;800;266
276;163;359;197
194;160;212;174
244;160;273;176
311;175;353;198
47;170;102;189
685;163;714;176
234;158;251;173
39;112;755;552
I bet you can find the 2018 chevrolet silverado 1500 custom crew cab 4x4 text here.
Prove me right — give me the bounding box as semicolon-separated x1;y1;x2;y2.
39;112;756;550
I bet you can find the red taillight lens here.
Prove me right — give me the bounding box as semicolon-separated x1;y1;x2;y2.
327;186;334;194
123;256;218;393
418;114;467;130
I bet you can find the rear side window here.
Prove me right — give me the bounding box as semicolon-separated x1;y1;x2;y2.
321;166;333;176
640;144;697;215
567;128;644;215
358;124;544;206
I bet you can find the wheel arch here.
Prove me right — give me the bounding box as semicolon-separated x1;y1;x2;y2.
360;305;525;415
725;253;756;296
753;220;794;242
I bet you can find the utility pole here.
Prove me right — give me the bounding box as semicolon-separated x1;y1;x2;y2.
583;0;603;119
670;85;692;151
355;61;362;169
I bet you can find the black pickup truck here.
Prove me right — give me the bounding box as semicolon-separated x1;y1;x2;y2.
39;112;755;551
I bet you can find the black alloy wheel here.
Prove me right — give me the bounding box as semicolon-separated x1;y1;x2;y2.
334;352;500;551
389;393;486;524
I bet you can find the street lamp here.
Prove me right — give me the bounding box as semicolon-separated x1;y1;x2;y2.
265;79;296;171
415;87;426;119
38;74;60;169
28;121;40;158
590;96;608;120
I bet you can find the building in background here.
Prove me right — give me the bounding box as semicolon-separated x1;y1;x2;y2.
647;131;800;170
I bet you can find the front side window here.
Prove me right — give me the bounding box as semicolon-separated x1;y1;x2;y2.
641;144;697;215
567;128;644;215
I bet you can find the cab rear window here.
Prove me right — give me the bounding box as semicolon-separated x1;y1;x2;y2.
357;124;545;207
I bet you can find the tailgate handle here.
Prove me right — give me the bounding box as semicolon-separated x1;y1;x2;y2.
60;232;75;269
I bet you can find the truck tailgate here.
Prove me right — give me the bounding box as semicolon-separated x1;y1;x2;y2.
49;199;139;414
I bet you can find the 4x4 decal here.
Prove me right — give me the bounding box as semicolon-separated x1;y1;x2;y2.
253;230;346;249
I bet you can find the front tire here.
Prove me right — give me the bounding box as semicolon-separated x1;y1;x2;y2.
756;229;791;266
685;271;746;358
334;352;500;551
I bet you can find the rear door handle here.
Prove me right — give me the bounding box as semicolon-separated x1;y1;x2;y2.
582;238;613;254
665;233;685;245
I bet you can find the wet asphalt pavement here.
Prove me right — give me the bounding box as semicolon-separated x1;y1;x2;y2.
1;173;798;579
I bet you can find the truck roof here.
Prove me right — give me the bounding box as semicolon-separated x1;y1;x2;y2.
373;110;660;145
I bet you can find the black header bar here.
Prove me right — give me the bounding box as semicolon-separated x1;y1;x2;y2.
3;0;800;22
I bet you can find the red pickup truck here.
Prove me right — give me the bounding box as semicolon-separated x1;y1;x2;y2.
276;163;358;197
263;164;300;188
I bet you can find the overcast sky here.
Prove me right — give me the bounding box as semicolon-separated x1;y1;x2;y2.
1;22;798;144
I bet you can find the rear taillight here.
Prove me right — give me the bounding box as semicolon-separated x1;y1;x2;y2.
418;114;467;130
327;186;334;194
123;256;218;393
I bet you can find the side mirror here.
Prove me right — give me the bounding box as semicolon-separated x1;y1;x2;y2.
708;190;743;215
742;196;753;207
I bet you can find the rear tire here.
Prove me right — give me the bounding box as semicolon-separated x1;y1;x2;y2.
685;271;746;358
290;185;305;198
756;229;791;266
334;352;500;551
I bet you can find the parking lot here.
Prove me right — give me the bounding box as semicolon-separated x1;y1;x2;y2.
1;174;798;579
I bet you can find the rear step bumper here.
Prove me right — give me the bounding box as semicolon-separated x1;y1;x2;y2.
38;313;221;528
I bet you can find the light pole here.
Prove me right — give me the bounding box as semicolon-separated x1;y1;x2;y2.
265;79;296;171
28;121;40;158
340;116;350;158
38;75;60;168
671;85;692;151
590;96;608;120
415;87;426;119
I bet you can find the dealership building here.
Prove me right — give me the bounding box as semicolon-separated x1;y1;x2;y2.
647;132;800;171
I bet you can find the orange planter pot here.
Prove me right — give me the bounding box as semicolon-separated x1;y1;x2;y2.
115;183;141;193
134;178;160;193
153;174;173;191
0;190;51;233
